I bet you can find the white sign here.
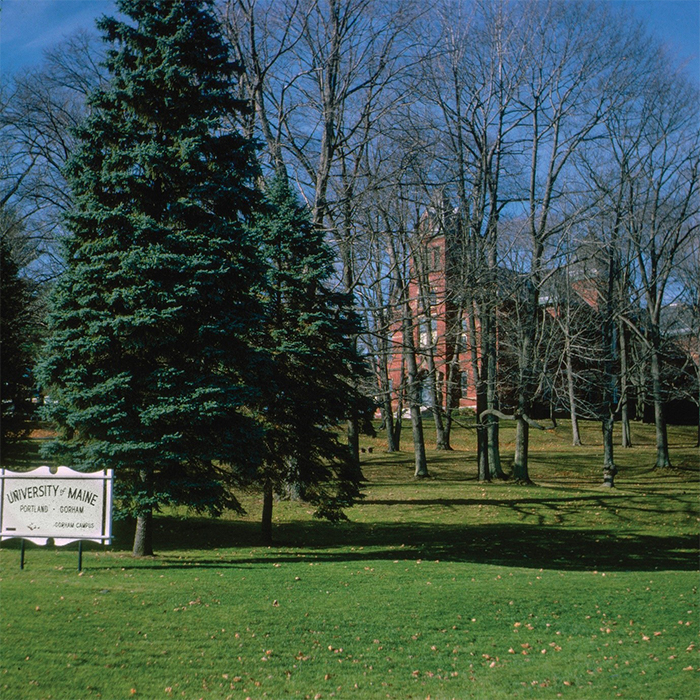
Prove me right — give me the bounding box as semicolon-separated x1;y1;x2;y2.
0;467;113;546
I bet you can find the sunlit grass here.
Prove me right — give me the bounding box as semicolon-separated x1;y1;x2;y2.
1;419;698;699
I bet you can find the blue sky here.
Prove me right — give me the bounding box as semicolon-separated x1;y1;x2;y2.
1;0;698;85
1;1;116;75
612;0;700;84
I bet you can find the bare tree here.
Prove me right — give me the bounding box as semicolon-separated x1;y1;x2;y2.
386;195;430;476
675;237;700;446
1;33;107;431
225;0;698;484
596;61;700;469
630;89;698;468
223;0;424;464
1;31;106;279
499;0;644;483
402;0;534;477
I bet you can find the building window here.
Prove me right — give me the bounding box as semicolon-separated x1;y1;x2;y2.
420;374;435;407
429;246;441;272
460;371;470;398
419;318;437;349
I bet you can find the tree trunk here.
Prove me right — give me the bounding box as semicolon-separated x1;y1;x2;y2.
636;353;648;422
620;399;632;449
443;332;462;454
392;401;403;452
476;391;490;483
433;404;450;450
391;365;406;452
422;309;450;451
485;309;505;478
512;415;531;484
378;334;397;451
132;511;154;558
429;365;450;450
566;340;582;446
619;320;632;448
261;482;273;544
513;269;538;486
486;418;502;478
347;416;360;468
402;300;428;478
467;299;489;479
696;375;700;448
382;400;397;452
132;468;154;557
600;207;621;485
650;343;672;468
601;414;617;487
410;404;429;478
445;410;454;448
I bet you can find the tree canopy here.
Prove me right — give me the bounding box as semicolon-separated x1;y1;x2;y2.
251;175;369;540
37;0;265;555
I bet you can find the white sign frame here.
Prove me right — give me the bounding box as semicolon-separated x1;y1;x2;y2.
0;467;113;546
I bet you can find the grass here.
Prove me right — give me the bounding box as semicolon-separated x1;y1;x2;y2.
1;419;698;699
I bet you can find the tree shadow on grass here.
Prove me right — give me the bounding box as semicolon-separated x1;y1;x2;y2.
105;514;699;574
4;483;696;573
368;491;699;525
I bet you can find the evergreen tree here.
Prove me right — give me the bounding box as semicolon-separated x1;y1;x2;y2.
37;0;264;556
1;232;36;445
252;175;369;542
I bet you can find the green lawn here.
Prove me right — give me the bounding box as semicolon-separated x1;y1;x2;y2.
1;420;698;699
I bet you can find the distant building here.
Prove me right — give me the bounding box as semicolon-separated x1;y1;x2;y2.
386;198;477;413
384;202;698;424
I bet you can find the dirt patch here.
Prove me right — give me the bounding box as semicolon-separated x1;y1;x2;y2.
28;427;57;439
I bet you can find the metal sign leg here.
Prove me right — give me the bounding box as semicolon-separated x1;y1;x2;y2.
20;540;25;570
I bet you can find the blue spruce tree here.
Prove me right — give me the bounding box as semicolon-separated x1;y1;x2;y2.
38;0;264;555
252;175;370;542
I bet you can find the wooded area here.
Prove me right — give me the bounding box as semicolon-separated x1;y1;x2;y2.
1;0;698;554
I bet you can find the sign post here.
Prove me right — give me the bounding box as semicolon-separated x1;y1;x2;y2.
0;467;113;570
